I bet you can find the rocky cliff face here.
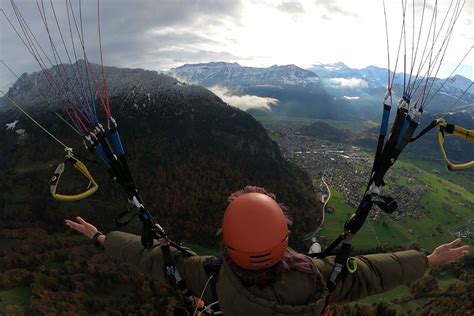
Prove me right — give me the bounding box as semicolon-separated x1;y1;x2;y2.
0;62;322;247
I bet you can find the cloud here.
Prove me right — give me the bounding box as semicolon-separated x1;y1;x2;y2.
342;96;360;100
209;85;278;111
313;0;358;18
277;1;304;14
0;0;243;88
329;78;368;88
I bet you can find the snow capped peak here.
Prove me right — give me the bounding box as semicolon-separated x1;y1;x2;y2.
168;62;319;86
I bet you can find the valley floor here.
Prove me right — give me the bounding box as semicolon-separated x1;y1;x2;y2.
261;118;473;251
260;117;474;315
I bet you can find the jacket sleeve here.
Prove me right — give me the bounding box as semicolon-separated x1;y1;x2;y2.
104;231;216;302
313;250;428;302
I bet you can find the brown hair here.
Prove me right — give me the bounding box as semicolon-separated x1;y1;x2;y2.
224;186;318;286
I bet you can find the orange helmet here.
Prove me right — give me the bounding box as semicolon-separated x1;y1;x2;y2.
222;192;289;270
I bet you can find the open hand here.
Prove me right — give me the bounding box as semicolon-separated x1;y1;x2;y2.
427;238;470;268
65;216;99;240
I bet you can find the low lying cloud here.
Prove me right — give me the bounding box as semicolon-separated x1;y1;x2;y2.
342;96;360;100
209;86;278;111
5;120;18;130
277;2;304;15
329;77;368;88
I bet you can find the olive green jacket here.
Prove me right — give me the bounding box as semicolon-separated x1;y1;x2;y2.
104;231;428;315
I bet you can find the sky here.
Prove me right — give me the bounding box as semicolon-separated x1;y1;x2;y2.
0;0;473;91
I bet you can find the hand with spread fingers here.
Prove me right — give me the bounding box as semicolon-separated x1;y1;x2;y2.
427;238;470;268
65;216;105;247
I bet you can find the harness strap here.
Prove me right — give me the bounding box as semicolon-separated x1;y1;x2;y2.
373;107;408;186
372;103;392;177
201;257;223;315
410;119;437;142
438;124;474;171
160;244;196;313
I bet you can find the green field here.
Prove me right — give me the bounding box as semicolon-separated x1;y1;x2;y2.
406;158;474;192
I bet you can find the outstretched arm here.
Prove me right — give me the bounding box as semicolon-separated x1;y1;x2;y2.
427;238;469;267
66;216;178;283
65;216;215;302
314;239;469;303
65;216;106;245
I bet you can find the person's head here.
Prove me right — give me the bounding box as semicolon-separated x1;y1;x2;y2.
222;186;289;270
221;186;317;285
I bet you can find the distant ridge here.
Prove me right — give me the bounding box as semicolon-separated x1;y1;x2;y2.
169;62;319;86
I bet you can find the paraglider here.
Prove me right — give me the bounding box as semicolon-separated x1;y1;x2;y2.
0;0;472;314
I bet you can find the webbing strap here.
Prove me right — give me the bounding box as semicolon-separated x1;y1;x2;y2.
202;257;223;314
86;119;198;314
327;238;352;291
372;103;392;178
161;244;195;313
379;118;418;174
317;102;411;290
373;108;408;186
438;125;474;171
161;243;177;280
410;119;437;142
412;119;473;171
440;122;474;141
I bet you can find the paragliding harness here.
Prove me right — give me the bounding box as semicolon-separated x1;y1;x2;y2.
310;96;408;286
310;92;473;296
0;1;217;308
80;118;208;314
1;1;472;314
307;0;474;297
196;257;223;315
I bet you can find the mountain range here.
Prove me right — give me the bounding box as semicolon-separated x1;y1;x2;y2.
310;62;474;115
169;62;320;86
169;62;356;120
168;62;474;120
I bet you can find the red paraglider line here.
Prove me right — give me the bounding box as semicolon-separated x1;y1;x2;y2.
49;0;95;116
7;1;93;133
67;0;111;119
35;0;96;126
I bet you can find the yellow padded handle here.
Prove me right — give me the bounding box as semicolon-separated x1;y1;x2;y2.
50;158;98;201
437;121;474;171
